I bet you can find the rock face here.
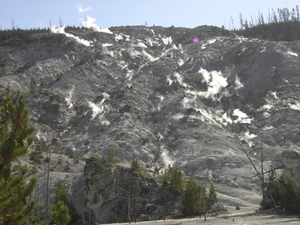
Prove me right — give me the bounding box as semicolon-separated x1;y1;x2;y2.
281;151;300;187
83;159;181;223
1;25;300;219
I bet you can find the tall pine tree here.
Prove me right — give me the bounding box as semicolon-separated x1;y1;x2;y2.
169;167;184;195
53;180;80;224
51;201;71;225
208;183;218;205
0;93;37;224
181;176;206;216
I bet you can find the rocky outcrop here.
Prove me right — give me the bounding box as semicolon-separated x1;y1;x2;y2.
83;159;181;223
281;151;300;187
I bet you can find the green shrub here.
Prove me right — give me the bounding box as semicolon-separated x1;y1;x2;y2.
131;159;141;172
30;150;42;163
106;149;117;166
56;72;63;81
91;156;102;167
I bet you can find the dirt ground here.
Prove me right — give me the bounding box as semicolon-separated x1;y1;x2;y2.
104;207;300;225
131;214;300;225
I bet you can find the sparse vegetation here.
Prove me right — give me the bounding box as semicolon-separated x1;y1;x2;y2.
131;158;141;172
69;152;74;158
91;156;102;167
0;67;6;76
38;81;44;92
56;72;63;81
31;165;39;173
232;5;300;41
153;166;160;180
30;150;43;163
74;55;87;67
64;161;71;171
30;78;35;93
106;149;117;166
44;155;50;162
0;28;49;42
52;138;60;146
73;157;80;163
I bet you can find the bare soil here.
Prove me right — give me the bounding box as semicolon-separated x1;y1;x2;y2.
104;213;300;225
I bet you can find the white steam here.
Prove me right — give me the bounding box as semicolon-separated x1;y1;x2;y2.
233;109;252;124
51;26;92;46
65;85;75;108
80;16;113;34
198;67;227;100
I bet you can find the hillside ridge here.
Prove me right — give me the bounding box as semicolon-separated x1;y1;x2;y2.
1;24;300;223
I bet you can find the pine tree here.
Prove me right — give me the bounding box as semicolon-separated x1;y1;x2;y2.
106;149;116;166
208;183;218;204
199;187;207;215
30;79;35;93
181;176;206;216
161;164;174;184
54;180;68;203
283;178;300;213
131;158;141;172
53;180;80;224
153;166;160;180
0;93;37;224
169;167;184;194
267;168;280;204
51;200;71;225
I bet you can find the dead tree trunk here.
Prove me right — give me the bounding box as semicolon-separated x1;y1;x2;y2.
238;140;277;208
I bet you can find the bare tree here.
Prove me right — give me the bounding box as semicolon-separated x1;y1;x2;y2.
59;15;63;27
239;13;244;29
238;138;277;208
11;18;15;30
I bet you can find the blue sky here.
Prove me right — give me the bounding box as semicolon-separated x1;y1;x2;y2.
0;0;298;30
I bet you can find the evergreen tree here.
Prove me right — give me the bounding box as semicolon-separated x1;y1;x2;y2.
161;164;174;184
30;79;35;93
0;93;36;224
169;167;184;195
54;180;68;203
181;176;206;216
208;183;218;204
38;81;44;92
53;180;80;224
283;178;300;213
199;187;207;215
153;166;160;180
131;158;141;172
267;168;280;204
51;200;71;225
106;149;116;166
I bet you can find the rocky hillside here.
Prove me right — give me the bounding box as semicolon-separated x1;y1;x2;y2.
83;158;181;223
1;25;300;221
